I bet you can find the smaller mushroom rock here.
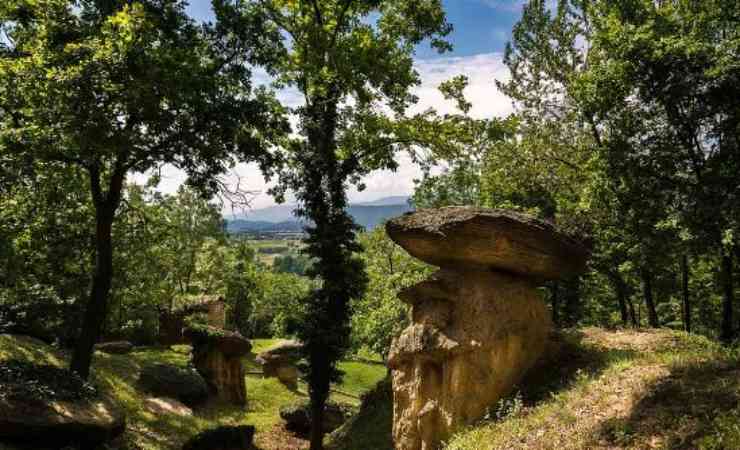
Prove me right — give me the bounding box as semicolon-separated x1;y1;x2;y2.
386;207;588;281
256;340;302;388
184;325;251;406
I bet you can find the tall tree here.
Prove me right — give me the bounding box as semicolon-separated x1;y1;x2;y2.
584;0;740;342
0;0;286;377
220;1;451;447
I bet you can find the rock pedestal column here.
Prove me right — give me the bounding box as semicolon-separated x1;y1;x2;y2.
386;207;589;450
184;326;252;406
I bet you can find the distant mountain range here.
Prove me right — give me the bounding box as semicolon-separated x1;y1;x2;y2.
226;196;412;234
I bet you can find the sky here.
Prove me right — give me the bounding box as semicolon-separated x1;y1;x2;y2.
145;0;524;211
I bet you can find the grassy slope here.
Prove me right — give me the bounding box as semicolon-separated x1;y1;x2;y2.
6;329;739;450
446;328;740;450
326;328;740;450
0;336;385;450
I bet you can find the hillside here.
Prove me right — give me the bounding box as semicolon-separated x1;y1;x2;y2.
226;199;413;233
0;335;386;450
330;328;740;450
2;329;738;450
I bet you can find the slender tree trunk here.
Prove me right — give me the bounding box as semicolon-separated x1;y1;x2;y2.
681;254;691;333
641;268;659;327
720;251;734;344
611;274;629;327
550;282;560;327
627;295;638;328
70;205;115;378
70;165;124;379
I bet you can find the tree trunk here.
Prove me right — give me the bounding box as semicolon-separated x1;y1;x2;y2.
611;274;629;327
309;389;326;450
70;204;115;379
627;295;638;328
720;251;734;344
641;268;659;327
681;254;691;333
550;282;560;327
70;165;124;379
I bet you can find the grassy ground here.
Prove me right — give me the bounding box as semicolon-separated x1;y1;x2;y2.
445;328;740;450
0;335;386;450
5;329;738;450
320;328;740;450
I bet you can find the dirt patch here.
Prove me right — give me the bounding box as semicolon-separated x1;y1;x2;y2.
254;424;309;450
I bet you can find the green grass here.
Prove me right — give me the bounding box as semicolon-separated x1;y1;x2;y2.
335;361;387;398
444;328;740;450
0;334;386;449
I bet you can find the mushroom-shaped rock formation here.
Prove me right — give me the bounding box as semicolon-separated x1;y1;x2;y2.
256;340;303;389
386;207;589;450
183;325;252;405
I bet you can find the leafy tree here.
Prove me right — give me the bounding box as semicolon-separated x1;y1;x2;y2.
582;0;740;341
0;0;286;377
220;1;452;446
350;228;432;360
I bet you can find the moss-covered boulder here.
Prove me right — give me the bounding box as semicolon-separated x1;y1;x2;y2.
0;360;125;448
138;363;209;407
181;425;255;450
280;400;354;435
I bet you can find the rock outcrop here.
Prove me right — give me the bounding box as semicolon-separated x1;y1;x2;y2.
182;425;255;450
184;325;251;405
256;340;303;389
280;401;353;435
386;207;588;450
138;363;209;407
0;360;124;448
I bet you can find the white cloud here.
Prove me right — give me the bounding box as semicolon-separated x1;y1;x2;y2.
133;53;513;210
476;0;527;13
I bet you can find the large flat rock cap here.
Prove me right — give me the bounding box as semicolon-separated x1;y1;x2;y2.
386;207;588;280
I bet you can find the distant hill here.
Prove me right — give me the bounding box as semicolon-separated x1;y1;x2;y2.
225;197;412;234
226;220;305;234
355;196;411;206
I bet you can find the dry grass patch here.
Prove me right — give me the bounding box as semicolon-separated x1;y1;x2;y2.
446;328;740;450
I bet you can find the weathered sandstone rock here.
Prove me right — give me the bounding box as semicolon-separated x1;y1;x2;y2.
256;340;302;389
387;207;588;450
184;325;251;405
386;207;588;281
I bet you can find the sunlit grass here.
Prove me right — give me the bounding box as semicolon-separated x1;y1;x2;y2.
0;334;386;449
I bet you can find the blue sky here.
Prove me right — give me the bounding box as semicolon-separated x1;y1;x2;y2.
184;0;524;58
148;1;526;211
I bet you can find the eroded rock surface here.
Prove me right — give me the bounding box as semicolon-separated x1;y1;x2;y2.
184;325;251;405
386;207;588;281
387;207;588;450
